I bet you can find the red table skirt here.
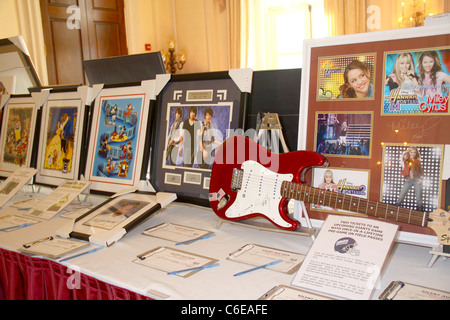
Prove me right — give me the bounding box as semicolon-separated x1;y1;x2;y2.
0;248;152;300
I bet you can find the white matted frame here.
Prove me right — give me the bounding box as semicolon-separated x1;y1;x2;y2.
35;90;87;186
298;24;450;247
0;95;38;178
84;84;153;194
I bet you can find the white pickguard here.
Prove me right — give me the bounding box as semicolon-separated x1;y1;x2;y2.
225;160;294;228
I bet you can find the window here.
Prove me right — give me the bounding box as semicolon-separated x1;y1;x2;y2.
245;0;327;70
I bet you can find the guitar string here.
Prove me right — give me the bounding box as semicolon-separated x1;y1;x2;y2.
282;180;427;226
236;172;427;226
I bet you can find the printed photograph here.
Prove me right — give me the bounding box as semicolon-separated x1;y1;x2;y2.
312;167;370;214
383;46;450;115
317;53;376;100
163;103;232;170
314;112;373;157
381;143;443;213
83;199;149;230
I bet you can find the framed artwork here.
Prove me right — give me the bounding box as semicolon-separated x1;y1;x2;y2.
84;84;153;194
35;90;88;186
150;70;252;205
0;95;38;177
299;24;449;244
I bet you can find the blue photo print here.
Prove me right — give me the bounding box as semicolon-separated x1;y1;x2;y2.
91;95;144;182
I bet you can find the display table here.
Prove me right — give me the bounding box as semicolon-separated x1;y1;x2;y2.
0;190;449;300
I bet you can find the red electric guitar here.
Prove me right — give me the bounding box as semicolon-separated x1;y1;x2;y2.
209;135;450;245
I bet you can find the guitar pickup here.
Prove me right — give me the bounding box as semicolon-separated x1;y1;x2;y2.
231;168;243;191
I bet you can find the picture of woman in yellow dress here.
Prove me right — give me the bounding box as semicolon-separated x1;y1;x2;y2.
43;107;77;173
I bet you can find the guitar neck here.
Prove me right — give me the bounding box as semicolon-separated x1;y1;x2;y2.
281;181;429;227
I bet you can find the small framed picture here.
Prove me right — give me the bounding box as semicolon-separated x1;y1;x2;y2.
66;192;165;246
0;95;38;177
150;70;252;204
35;90;87;186
84;84;153;194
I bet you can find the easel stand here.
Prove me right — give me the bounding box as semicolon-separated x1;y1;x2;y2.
215;113;316;239
254;113;289;155
215;217;316;238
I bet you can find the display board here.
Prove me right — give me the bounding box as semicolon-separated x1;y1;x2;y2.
247;69;301;152
83;52;165;86
299;24;449;240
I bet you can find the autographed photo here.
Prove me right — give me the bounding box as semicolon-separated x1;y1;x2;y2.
0;97;37;176
85;86;150;193
35;93;85;186
383;46;450;115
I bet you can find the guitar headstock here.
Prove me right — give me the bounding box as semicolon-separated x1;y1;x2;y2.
428;209;450;245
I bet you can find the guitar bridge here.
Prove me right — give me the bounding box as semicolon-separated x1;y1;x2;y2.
231;168;243;191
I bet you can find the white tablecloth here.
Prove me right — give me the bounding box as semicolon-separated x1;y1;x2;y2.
0;191;449;300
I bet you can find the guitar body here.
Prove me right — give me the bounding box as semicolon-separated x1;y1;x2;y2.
209;135;327;230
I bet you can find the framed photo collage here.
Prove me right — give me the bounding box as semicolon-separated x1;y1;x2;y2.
299;25;449;239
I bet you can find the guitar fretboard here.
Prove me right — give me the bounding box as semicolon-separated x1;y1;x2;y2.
281;181;428;227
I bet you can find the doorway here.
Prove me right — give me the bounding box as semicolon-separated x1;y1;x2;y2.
40;0;128;85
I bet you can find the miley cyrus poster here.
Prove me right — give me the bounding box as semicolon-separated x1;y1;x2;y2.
383;46;450;115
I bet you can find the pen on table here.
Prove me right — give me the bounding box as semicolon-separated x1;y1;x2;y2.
167;263;220;275
59;247;104;262
175;233;215;245
0;222;34;232
233;259;283;277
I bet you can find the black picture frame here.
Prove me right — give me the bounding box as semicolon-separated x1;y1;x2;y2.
150;70;252;206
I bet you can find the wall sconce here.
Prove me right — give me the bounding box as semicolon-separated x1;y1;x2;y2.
398;0;433;28
161;40;186;74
